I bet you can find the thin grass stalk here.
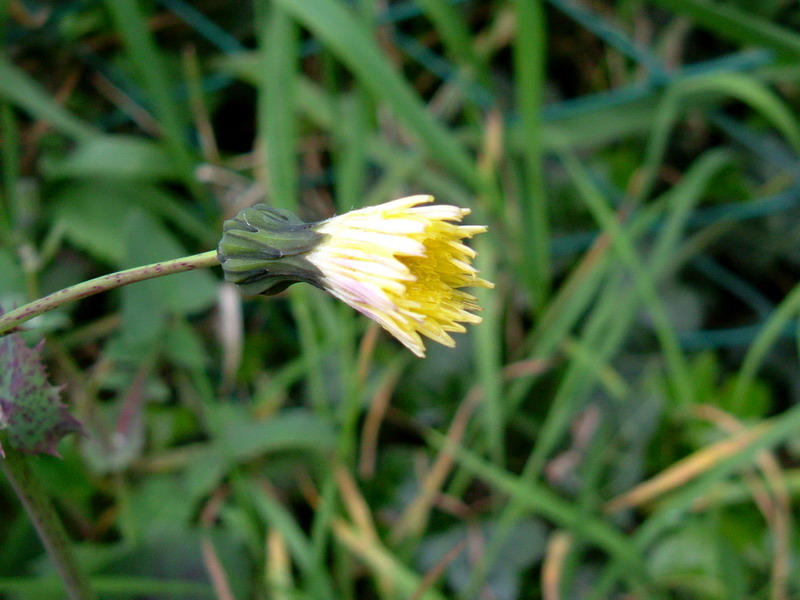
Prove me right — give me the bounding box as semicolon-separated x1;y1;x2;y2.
650;0;800;58
513;0;550;309
245;478;336;600
0;101;18;240
473;235;505;465
561;151;694;406
102;0;202;199
274;0;478;187
0;56;97;141
260;3;298;211
1;443;96;600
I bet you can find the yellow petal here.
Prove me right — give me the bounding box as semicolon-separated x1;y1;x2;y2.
306;196;492;357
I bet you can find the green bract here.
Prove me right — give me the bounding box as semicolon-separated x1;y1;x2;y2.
217;204;325;296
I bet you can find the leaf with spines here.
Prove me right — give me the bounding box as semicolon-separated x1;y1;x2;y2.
0;334;82;456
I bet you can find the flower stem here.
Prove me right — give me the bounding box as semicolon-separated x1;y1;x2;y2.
0;441;96;600
0;250;220;336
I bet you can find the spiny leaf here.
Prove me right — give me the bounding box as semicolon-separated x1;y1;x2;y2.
0;334;82;456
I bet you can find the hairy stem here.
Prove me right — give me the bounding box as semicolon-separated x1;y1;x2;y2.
0;441;96;600
0;250;220;336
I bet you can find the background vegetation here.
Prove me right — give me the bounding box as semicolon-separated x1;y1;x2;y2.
2;0;800;598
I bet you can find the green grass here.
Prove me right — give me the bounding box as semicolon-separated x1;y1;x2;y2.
2;1;800;599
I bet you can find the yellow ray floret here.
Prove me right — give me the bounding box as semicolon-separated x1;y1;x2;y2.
306;195;493;357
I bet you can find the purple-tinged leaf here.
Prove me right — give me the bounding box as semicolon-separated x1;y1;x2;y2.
0;334;82;456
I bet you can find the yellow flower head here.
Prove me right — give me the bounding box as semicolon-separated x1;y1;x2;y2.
218;195;492;357
306;195;492;356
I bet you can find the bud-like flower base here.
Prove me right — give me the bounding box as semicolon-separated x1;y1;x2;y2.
217;205;324;296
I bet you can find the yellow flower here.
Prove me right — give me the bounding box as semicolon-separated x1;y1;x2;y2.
305;195;493;357
218;195;492;357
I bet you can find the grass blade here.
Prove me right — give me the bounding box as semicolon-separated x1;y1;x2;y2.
103;0;198;192
0;57;96;141
274;0;478;188
513;0;551;308
652;0;800;59
259;4;299;211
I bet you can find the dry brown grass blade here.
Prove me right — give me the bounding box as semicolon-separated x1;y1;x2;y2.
266;529;293;600
23;67;82;170
200;487;236;600
332;518;447;600
391;357;551;543
390;384;483;543
604;421;769;514
91;71;161;136
182;44;221;165
200;539;235;600
335;464;378;542
359;364;402;478
477;109;504;174
9;0;51;27
356;321;381;384
542;531;572;600
692;405;791;600
335;465;396;597
215;283;244;394
409;538;467;600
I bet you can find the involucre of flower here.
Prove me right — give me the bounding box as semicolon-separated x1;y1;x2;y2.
218;195;493;357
